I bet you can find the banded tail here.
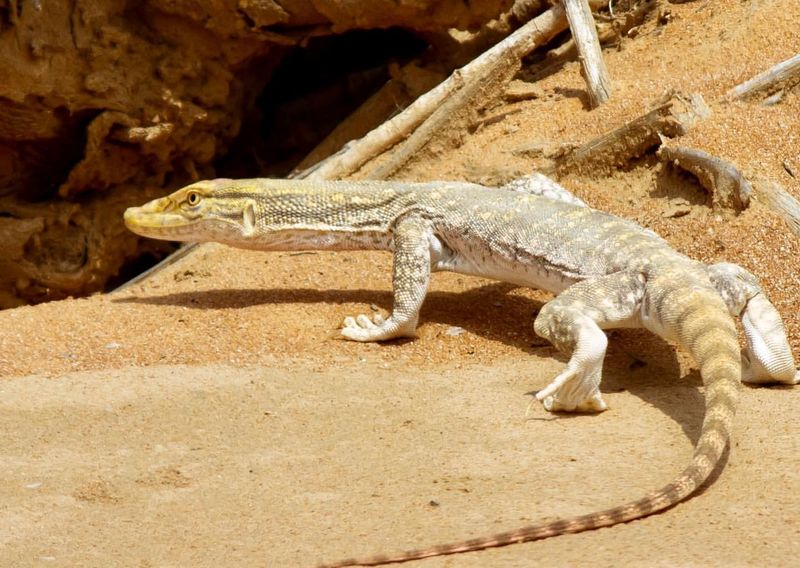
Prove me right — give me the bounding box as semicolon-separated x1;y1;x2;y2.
319;286;740;567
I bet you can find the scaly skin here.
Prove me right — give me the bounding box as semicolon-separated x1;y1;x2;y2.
124;177;799;566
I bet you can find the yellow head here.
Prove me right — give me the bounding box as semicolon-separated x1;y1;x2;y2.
124;179;257;243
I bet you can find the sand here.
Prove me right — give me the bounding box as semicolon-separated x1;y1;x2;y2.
1;1;799;566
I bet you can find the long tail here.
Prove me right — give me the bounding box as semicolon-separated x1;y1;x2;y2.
318;288;741;567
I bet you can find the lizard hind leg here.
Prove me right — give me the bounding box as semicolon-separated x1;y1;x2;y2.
533;272;645;413
534;310;610;413
708;262;799;385
740;293;799;385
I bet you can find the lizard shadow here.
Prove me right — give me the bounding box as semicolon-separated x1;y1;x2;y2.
118;281;706;445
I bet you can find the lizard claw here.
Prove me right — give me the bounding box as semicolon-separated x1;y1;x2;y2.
539;392;607;413
355;313;385;327
536;364;608;413
341;313;414;342
741;349;800;385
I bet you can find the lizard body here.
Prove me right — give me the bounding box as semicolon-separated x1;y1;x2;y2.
124;177;799;566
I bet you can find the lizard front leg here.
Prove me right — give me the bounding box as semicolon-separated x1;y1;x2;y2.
341;215;434;342
533;271;645;412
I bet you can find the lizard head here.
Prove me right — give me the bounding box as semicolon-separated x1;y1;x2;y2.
124;179;258;243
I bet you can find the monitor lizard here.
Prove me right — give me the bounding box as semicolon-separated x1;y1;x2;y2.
124;176;799;566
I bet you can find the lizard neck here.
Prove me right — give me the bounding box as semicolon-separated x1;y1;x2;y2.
235;179;421;251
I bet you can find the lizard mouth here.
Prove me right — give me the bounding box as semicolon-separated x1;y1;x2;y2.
124;198;196;238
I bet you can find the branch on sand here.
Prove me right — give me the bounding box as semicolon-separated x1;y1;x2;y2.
752;179;800;237
563;0;611;107
657;145;752;213
543;91;710;175
725;53;800;104
291;64;445;176
299;0;609;181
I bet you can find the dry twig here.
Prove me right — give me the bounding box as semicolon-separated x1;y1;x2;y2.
657;145;752;212
563;0;611;106
545;91;709;175
725;53;800;102
752;179;800;237
292;64;444;174
299;0;609;181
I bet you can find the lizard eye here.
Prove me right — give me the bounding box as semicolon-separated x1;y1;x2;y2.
186;191;201;206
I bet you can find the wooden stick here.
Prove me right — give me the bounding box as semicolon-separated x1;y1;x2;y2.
525;0;657;84
563;0;611;107
299;1;608;181
291;64;444;175
753;179;800;237
546;91;710;175
725;53;800;101
657;145;751;212
363;2;611;179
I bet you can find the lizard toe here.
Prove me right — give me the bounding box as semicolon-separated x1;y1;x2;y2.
340;327;372;342
341;315;374;342
356;314;378;329
341;315;416;342
543;392;607;413
537;362;605;413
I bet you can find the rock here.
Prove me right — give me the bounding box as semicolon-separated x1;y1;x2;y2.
0;1;511;307
662;198;692;218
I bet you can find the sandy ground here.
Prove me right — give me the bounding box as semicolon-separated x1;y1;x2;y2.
2;1;800;567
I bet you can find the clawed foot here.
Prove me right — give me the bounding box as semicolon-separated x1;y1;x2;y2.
538;391;607;412
741;350;800;385
535;364;608;413
743;367;800;385
341;313;416;342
